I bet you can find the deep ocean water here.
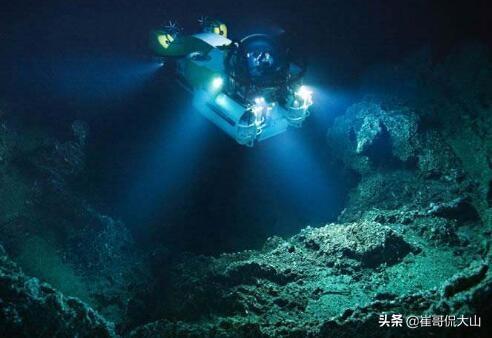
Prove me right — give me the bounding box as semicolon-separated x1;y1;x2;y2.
1;1;491;337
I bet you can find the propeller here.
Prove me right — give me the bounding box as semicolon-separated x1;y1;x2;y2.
163;20;182;38
198;16;209;26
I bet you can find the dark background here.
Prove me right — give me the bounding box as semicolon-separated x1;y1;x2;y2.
1;0;490;254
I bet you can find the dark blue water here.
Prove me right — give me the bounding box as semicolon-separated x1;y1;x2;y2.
1;0;489;253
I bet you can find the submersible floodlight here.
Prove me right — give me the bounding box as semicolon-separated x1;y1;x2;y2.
211;76;224;90
296;86;313;109
150;18;313;146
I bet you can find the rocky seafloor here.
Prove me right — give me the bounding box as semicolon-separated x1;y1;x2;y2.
1;44;491;337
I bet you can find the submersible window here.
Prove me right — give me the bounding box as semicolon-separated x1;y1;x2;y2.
157;34;174;49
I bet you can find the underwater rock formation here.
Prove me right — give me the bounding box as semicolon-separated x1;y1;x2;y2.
122;44;491;337
1;45;491;337
327;101;419;175
0;245;115;337
331;45;491;230
0;114;146;331
126;207;490;337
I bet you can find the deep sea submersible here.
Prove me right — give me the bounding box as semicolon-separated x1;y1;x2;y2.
151;18;313;146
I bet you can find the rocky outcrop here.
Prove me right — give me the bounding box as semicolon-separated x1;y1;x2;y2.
0;116;147;328
120;44;492;337
122;205;490;336
318;262;492;338
327;102;419;175
294;221;415;270
1;44;491;337
329;45;491;228
0;245;116;337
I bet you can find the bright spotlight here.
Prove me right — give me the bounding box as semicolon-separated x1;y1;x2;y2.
211;76;224;90
254;97;265;104
296;85;313;109
215;93;227;105
251;97;271;128
297;85;313;102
